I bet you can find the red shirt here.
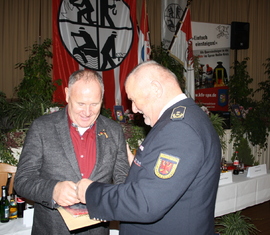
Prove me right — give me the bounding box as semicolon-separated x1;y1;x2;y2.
68;116;96;178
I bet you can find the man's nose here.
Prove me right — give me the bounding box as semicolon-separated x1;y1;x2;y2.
132;102;139;113
84;105;92;116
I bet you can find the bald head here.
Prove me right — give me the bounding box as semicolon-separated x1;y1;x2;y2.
125;61;183;126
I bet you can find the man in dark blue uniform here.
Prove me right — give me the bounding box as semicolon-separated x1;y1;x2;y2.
77;61;221;235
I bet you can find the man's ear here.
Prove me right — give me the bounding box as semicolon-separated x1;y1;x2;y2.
150;80;163;98
64;87;69;103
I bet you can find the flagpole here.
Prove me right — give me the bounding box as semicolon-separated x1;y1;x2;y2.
167;0;195;99
167;0;193;52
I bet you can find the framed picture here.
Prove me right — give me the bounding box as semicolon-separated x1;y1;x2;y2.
114;105;125;122
231;104;242;118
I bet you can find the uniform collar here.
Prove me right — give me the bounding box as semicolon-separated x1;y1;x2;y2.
158;93;187;119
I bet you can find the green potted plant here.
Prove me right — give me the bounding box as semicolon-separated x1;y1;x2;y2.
121;123;147;153
150;44;185;91
209;113;226;151
6;38;62;130
230;137;259;166
0;138;18;166
0;39;62;165
120;112;149;153
228;58;270;152
0;129;26;166
215;211;260;235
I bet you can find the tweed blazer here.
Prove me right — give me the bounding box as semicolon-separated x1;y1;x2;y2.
14;107;129;235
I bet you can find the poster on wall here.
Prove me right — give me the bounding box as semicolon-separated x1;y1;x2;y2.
192;22;231;111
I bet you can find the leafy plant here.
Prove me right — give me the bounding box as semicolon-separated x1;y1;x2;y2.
228;58;254;108
0;91;10;131
121;122;147;151
15;38;61;102
0;39;62;165
101;107;113;119
215;211;260;235
256;58;270;103
231;137;258;166
6;96;57;129
0;134;18;166
229;58;269;150
150;44;185;92
3;39;62;130
0;145;18;166
209;113;226;151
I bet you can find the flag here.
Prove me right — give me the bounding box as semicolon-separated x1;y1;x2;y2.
138;0;151;63
161;0;188;49
169;6;195;99
52;0;138;112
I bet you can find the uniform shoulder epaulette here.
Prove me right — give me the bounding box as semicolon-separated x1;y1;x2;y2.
170;106;186;120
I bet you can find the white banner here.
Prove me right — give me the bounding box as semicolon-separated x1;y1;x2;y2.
192;22;231;89
161;0;188;49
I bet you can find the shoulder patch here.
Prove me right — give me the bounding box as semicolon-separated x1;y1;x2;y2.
170;106;186;120
154;153;180;179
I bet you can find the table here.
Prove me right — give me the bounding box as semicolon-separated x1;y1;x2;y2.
2;172;270;234
215;171;270;217
0;208;119;235
0;218;32;235
0;219;119;235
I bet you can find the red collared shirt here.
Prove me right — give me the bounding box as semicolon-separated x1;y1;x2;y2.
68;117;97;179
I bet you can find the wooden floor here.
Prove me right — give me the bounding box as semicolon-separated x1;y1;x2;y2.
240;200;270;235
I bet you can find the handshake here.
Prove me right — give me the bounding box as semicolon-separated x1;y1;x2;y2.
53;179;93;207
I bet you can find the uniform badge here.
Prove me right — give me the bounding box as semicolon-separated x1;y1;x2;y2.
154;153;180;179
170;106;186;120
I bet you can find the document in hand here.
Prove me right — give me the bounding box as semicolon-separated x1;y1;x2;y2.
57;203;100;230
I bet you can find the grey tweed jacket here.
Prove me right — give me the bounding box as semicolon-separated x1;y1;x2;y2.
14;107;129;235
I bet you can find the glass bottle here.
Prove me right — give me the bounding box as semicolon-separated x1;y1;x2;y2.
233;151;239;167
16;196;25;218
221;160;228;173
0;186;10;223
9;194;18;219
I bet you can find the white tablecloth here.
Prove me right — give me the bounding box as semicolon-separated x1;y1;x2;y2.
0;210;119;235
0;218;32;235
2;172;270;234
215;171;270;217
0;220;119;235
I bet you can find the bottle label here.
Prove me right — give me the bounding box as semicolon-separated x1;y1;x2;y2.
9;199;18;219
4;206;9;218
234;159;239;165
9;209;18;218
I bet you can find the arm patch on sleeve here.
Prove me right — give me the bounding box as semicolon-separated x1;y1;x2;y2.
154;153;180;179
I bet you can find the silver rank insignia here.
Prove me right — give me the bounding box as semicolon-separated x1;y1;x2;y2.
154;153;180;179
170;106;186;120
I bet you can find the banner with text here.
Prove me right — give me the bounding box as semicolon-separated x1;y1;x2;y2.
192;21;230;111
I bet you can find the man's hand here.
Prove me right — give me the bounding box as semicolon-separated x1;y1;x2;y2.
126;143;135;166
76;179;93;203
53;181;80;206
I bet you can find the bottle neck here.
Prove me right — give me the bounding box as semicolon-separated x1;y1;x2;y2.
1;188;7;198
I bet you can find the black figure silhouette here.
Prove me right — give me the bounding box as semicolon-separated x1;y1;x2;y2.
100;31;117;70
69;0;94;24
71;27;98;63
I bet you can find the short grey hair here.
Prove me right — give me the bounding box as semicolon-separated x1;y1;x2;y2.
68;70;104;97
